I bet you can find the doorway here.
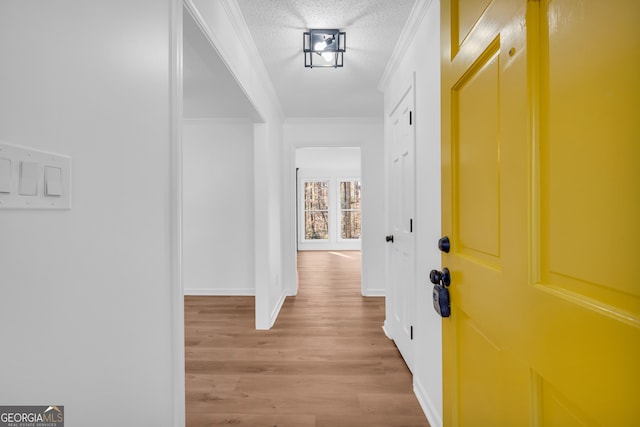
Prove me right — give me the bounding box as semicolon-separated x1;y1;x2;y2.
283;120;386;299
295;147;363;293
182;6;260;297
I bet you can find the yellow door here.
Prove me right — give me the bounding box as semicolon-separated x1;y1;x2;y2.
440;0;640;425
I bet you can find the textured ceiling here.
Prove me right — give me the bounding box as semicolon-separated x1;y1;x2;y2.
236;0;416;118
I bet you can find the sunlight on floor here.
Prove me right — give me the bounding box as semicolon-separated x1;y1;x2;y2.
328;251;353;259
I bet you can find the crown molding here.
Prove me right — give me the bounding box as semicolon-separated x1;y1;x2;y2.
378;0;433;92
220;0;285;120
183;117;253;124
184;0;285;122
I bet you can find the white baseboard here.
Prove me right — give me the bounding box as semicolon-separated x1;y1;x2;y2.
382;320;393;339
414;377;443;427
184;288;255;296
362;289;385;297
269;291;287;328
297;243;361;251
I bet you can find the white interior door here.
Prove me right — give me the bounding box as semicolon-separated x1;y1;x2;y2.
387;81;416;371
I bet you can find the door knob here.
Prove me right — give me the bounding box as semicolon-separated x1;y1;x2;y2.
438;236;450;253
429;267;451;287
385;235;394;243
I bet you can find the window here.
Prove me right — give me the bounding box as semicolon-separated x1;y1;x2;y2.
303;181;329;240
298;175;361;249
339;180;361;240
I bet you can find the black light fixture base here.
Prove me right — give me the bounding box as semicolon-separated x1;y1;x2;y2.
303;29;346;68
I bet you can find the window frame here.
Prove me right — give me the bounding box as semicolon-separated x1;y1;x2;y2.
336;178;362;242
300;178;331;242
297;171;361;250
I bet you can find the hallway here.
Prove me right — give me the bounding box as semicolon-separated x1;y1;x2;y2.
185;251;429;426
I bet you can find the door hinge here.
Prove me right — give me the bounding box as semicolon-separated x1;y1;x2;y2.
409;111;412;125
410;325;413;340
410;218;413;232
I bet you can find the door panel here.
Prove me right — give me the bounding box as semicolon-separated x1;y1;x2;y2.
533;0;640;422
456;311;503;426
540;0;640;310
388;82;416;371
441;0;640;425
454;43;501;261
538;374;598;426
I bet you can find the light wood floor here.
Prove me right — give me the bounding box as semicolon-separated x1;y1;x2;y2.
185;250;429;427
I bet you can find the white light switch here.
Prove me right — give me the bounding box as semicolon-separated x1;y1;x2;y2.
0;157;10;193
45;166;63;196
0;143;71;209
19;161;38;196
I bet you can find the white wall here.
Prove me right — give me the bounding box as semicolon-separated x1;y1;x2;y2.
296;147;361;170
187;0;286;329
379;0;443;425
183;119;255;295
283;118;385;297
0;1;178;425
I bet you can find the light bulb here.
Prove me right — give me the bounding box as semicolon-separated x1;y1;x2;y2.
314;41;327;51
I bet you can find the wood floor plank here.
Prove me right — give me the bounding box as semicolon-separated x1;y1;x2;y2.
185;250;429;426
316;414;430;427
187;413;316;427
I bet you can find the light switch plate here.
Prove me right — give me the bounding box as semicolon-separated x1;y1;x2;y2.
0;143;71;209
0;157;11;193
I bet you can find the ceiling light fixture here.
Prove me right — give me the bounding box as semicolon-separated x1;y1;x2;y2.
303;29;346;68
